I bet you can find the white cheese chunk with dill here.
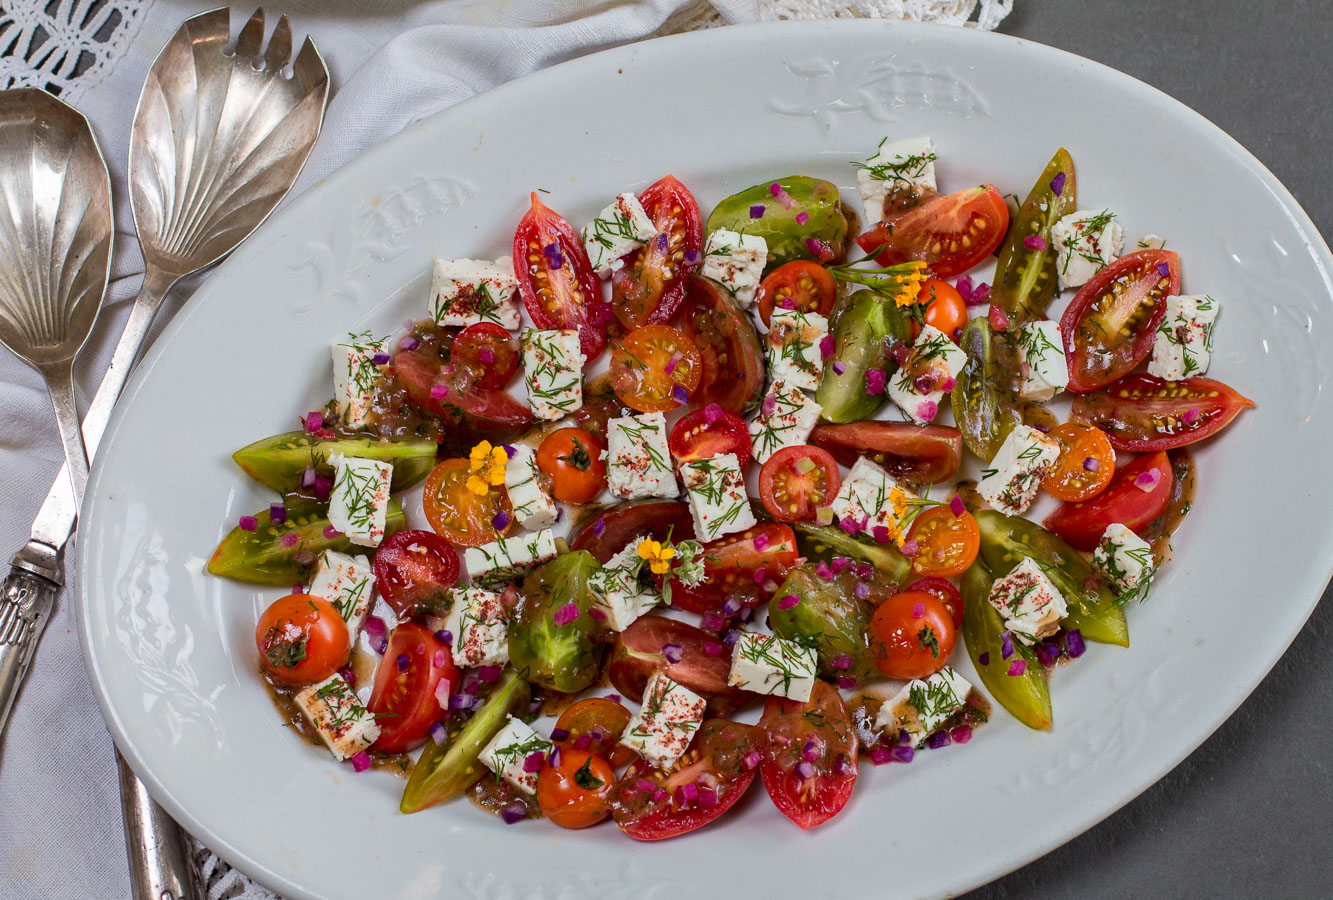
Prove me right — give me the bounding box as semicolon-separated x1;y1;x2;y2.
479;715;552;795
521;328;585;421
748;380;822;463
679;452;755;543
327;454;393;548
701;229;768;306
331;331;387;430
590;540;661;632
1051;208;1124;290
987;557;1068;645
503;443;557;532
464;530;558;591
582;193;657;278
766;309;828;392
294;673;380;761
886;324;968;425
875;667;973;748
306;549;376;637
977;425;1060;516
1093;523;1157;603
619;673;706;769
855;135;937;224
1015;319;1069;402
441;586;510;668
606;411;677;500
726;632;818;702
827;457;914;538
429;257;521;329
1148;294;1219;381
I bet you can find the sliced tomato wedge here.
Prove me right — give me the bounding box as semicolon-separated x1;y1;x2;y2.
567;500;695;563
611;174;703;330
672;275;765;415
668;407;752;468
608;616;750;715
393;346;531;439
372;529;459;617
368;623;457;753
663;523;799;614
452;322;519;390
855;185;1009;279
808;421;962;483
758;680;858;830
756;260;837;327
758;446;841;522
1061;250;1179;392
512;192;608;360
1044;451;1174;551
1070;373;1255;451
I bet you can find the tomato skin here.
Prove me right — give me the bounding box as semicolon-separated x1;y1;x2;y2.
758;680;858;830
756;261;837;327
608;616;750;715
536;427;607;504
421;458;512;548
393;347;532;440
758;446;841;523
513;192;608;360
554;698;635;767
907;506;980;578
537;749;616;829
856;185;1010;279
609;324;703;413
869;591;957;680
367;624;457;753
372;530;460;617
1041;422;1116;502
809;421;962;484
1070;373;1255;451
672;275;766;415
663;523;799;614
568;500;695;563
906;577;963;629
255;595;350;686
1044;451;1174;551
668;407;752;468
612;174;703;329
452;323;519;390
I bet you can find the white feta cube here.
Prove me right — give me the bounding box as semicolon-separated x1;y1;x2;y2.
504;444;557;532
828;457;913;538
1094;523;1157;603
327;455;393;548
464;530;558;591
442;586;510;668
887;324;968;425
520;329;585;421
582;193;657;278
701;229;767;306
856;136;938;224
331;333;388;429
478;716;552;795
619;673;706;768
748;381;822;463
978;425;1060;516
606;411;677;500
590;541;660;632
679;452;755;543
727;632;818;703
428;258;521;330
766;309;828;392
875;667;973;748
307;549;375;637
1051;209;1124;290
1148;294;1219;381
987;557;1068;644
1015;320;1069;402
294;673;380;761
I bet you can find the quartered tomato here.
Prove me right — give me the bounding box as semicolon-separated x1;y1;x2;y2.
609;324;702;413
538;749;616;829
1041;421;1116;502
610;719;760;840
856;185;1009;279
367;623;456;753
809;421;962;484
554;698;634;766
255;594;350;686
906;506;980;577
869;591;956;680
672;275;766;414
758;680;858;830
1044;451;1173;551
452;323;519;390
611;174;703;329
1070;373;1255;451
916;277;968;340
372;529;460;617
422;458;512;548
664;523;799;614
1061;250;1180;392
668;407;752;468
608;616;749;714
536;427;607;504
755;260;837;327
906;577;964;629
758;446;841;522
394;346;532;440
513;192;609;360
568;500;695;563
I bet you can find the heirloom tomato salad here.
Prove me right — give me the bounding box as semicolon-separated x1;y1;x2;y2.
209;139;1253;835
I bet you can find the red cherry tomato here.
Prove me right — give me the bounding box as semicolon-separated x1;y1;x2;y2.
809;421;963;484
393;344;531;439
611;174;703;329
663;523;799;614
758;680;858;830
255;594;350;686
512;192;608;360
869;591;957;680
367;623;457;753
1044;451;1174;551
536;427;607;503
758;445;841;523
373;529;460;618
906;577;963;629
452;323;520;390
856;185;1010;279
755;261;837;327
668;407;752;468
1070;373;1255;451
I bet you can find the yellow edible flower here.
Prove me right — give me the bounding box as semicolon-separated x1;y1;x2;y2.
466;440;509;495
889;261;928;308
636;539;677;575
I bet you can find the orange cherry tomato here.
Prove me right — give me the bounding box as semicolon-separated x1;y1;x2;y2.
608;324;702;412
1041;421;1117;502
421;458;512;548
755;261;837;327
255;594;350;686
554;698;635;766
906;505;980;577
923;278;968;337
537;748;616;829
869;591;956;680
537;427;608;504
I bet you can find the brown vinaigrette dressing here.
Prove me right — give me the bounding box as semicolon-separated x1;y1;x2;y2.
468;773;543;820
261;670;413;776
848;687;991;750
1141;448;1196;566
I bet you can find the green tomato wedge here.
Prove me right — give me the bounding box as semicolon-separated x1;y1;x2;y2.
508;551;604;693
961;560;1052;730
705;175;848;269
974;509;1129;647
232;431;437;494
814;290;910;423
207;500;406;585
950;317;1022;461
791;522;912;583
768;564;879;682
990;148;1077;325
400;670;530;813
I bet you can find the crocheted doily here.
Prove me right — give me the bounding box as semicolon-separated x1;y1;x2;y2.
0;0;150;101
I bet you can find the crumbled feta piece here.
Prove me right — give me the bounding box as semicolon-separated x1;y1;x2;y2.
504;444;557;531
1094;523;1157;603
442;586;510;667
767;309;828;392
331;332;388;429
875;667;973;748
464;530;558;591
590;540;660;632
307;549;376;637
978;425;1060;516
327;455;393;548
428;258;521;329
1051;209;1125;290
679;452;754;543
828;457;914;537
701;229;767;306
582;193;657;278
987;557;1068;644
479;716;552;795
294;673;380;761
1014;319;1069;402
1136;234;1166;250
1148;294;1219;381
856;136;937;224
521;329;585;421
606;411;677;500
748;381;822;463
727;632;818;702
619;673;706;768
887;324;968;425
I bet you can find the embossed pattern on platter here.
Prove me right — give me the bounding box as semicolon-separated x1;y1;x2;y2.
769;54;988;128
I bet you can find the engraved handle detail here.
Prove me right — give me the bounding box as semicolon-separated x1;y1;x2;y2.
0;566;59;736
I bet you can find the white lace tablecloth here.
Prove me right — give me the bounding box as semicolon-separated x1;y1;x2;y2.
0;1;1010;897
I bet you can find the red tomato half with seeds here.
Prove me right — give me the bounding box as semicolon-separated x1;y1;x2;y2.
1044;451;1174;551
664;523;799;614
809;421;962;484
367;623;457;753
373;529;460;617
668;407;752;468
512;192;609;360
755;260;837;327
672;275;766;415
1070;373;1255;451
758;680;858;830
856;185;1009;279
452;323;519;390
758;445;841;522
612;174;703;330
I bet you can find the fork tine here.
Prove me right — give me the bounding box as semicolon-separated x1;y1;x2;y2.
292;37;329;93
264;15;292;72
234;8;265;61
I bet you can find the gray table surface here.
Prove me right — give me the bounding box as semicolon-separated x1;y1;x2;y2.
967;1;1333;896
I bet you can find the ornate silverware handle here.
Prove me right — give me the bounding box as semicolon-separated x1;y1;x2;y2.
118;750;199;900
0;564;59;735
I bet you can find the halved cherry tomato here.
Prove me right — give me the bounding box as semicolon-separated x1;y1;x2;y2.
907;506;980;577
609;324;703;413
663;523;799;614
856;185;1010;279
869;591;956;679
915;277;968;341
568;500;695;563
672;275;766;414
393;345;531;440
668;407;752;468
421;458;512;548
809;421;962;484
1061;250;1179;392
255;594;349;686
756;261;837;327
610;719;759;840
608;615;750;715
536;427;607;504
537;748;615;829
758;445;841;522
1070;373;1255;451
554;698;634;766
1041;421;1116;502
611;174;703;329
906;577;963;629
512;192;608;360
1044;451;1173;551
758;680;858;830
452;323;519;390
372;529;460;617
367;623;456;753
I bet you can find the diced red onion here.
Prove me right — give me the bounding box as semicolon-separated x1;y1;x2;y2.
323;525;341;539
815;561;834;581
856;563;872;580
588;607;608;622
949;495;966;517
430;383;448;400
372;351;391;365
314;474;333;501
831;360;847;376
1156;261;1171;278
672;384;689;405
752;532;772;553
955;274;975;304
723;629;740;647
304;411;323;433
542;243;564;269
238;515;257;532
1064;629;1086;658
428;720;448;746
398;335;421;352
722;597;743;617
911;602;925;618
1182;406;1201;425
913;372;937;394
830;556;850;574
795;211;810;226
769;183;796;210
574;734;592;750
433;650;448;668
435;629;452;646
891;744;915;763
464;677;480;694
279;533;299;548
837;675;858;690
592;517;606;538
978;651;990;666
750;204;766;219
701;611;726;632
805;237;830;260
663;643;684;664
761;392;777;417
739;605;755;621
870;746;893;766
301;467;318;490
741;751;761;770
950;725;973;744
830;655;853;671
1049;171;1066;196
477;665;502;682
803;739;821;761
634;777;656;793
1007;659;1027;676
683;249;701;266
1000;630;1015;660
1135;470;1162;492
703;403;724;424
1083;457;1102;472
521;751;546;773
651;787;669;803
552;602;580;626
551;727;571;742
815;334;836;361
900;539;920;557
794;761;815;780
605;694;621;704
396;653;410;672
492;510;511;530
777;594;800;610
873;525;890;544
973;283;991;305
940;376;957;392
927;730;951;750
704;641;725;658
351;751;371;772
448;692;471;710
698;787;718;808
1023;235;1047;251
548;746;562;768
988;304;1009;332
500;802;527;825
664;351;682;375
477;347;495;365
853;582;870;601
839;515;863;536
1036;641;1062;666
865;368;886;395
681;781;700;802
890;342;911;366
780;297;796;310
